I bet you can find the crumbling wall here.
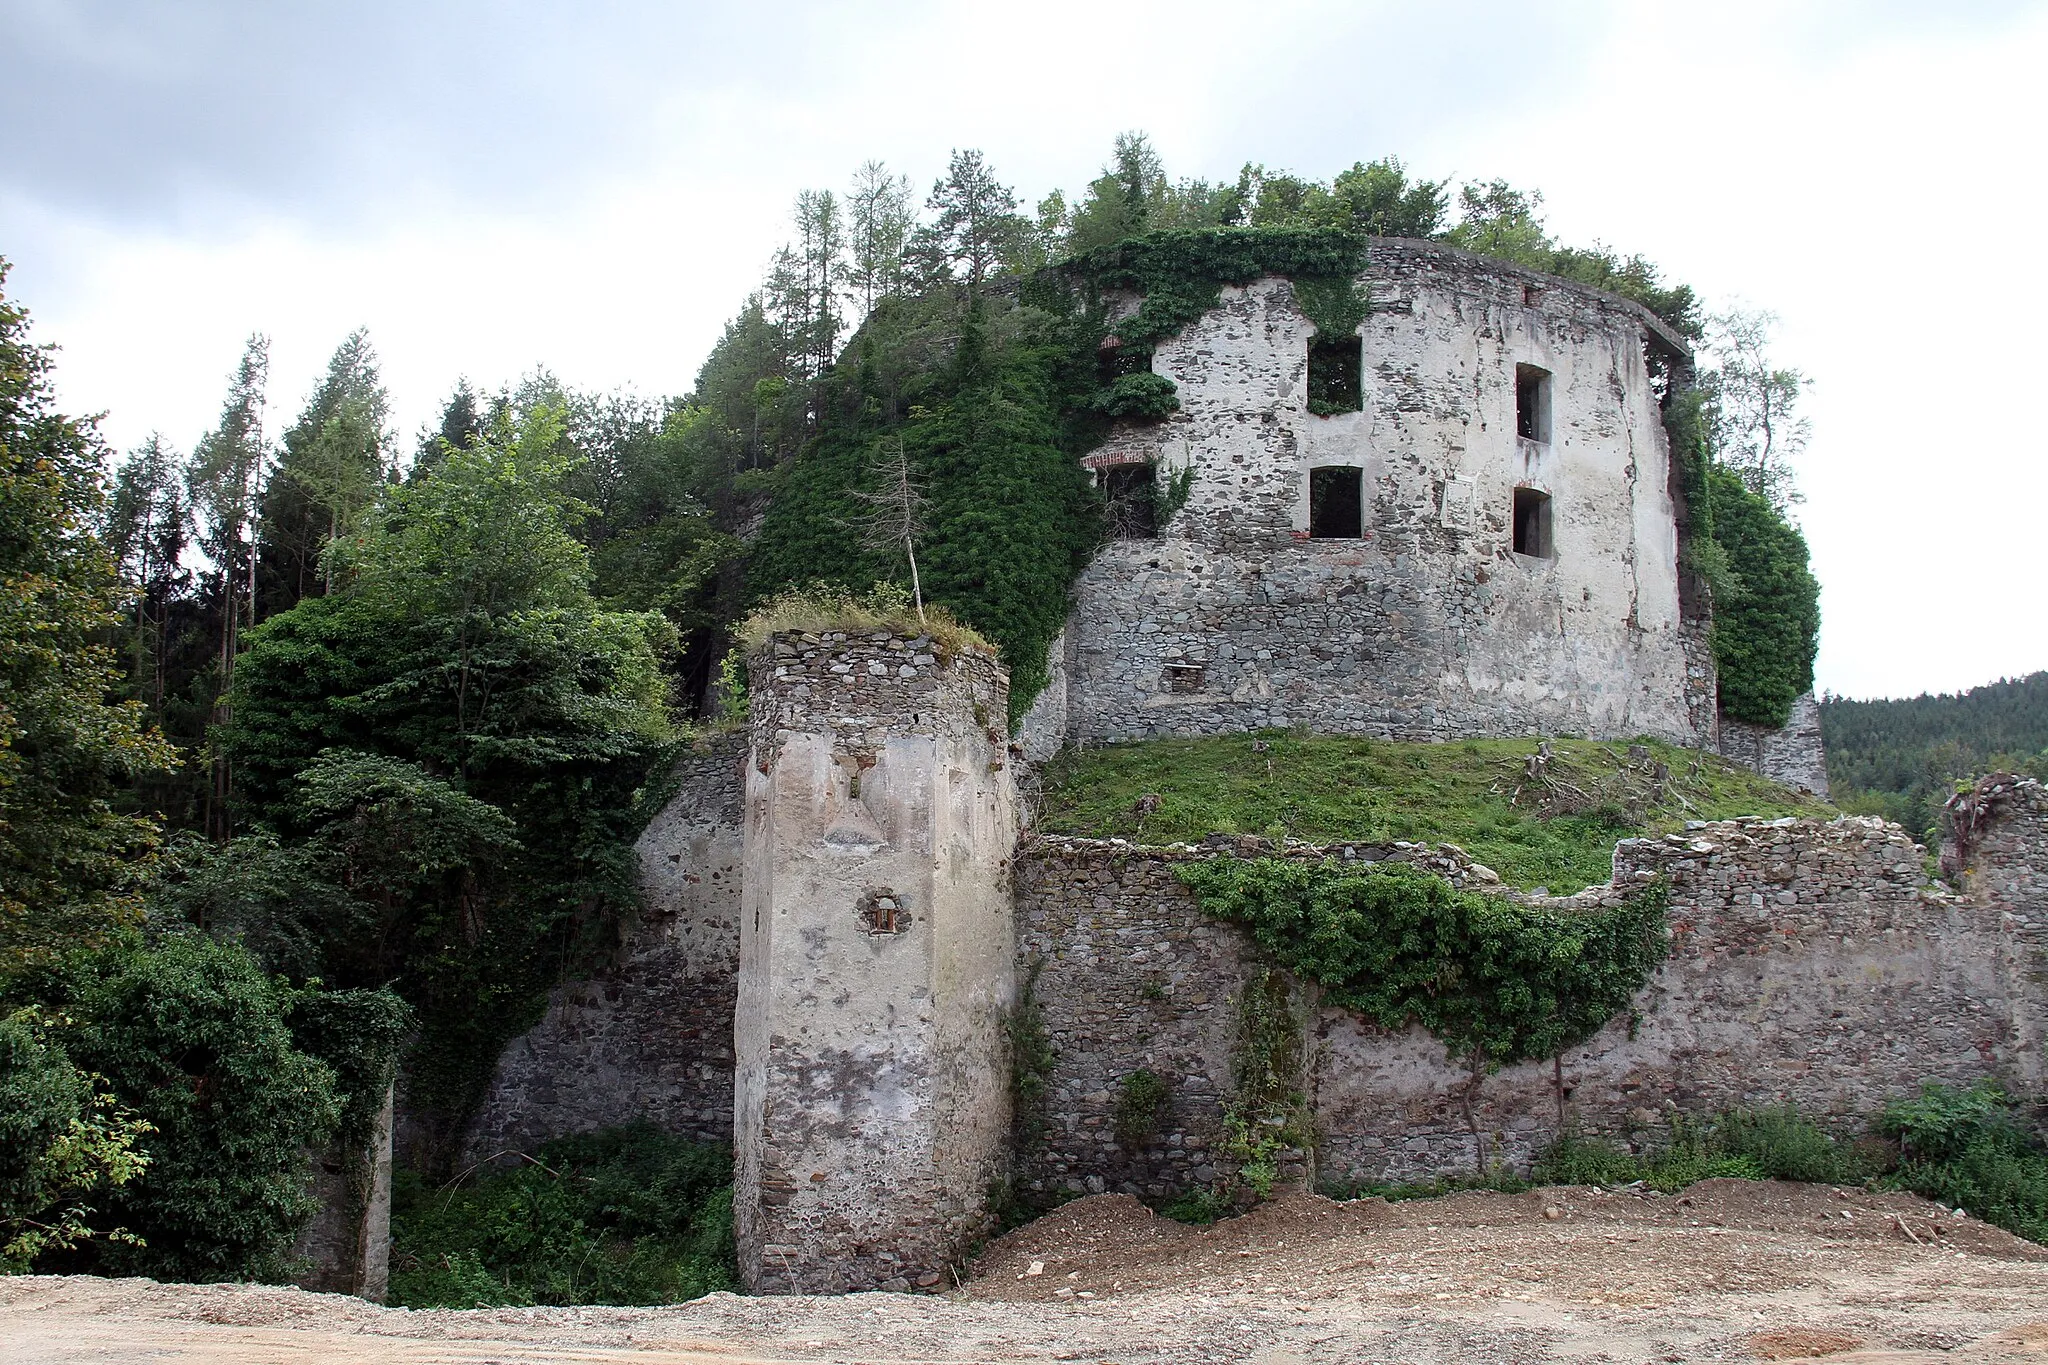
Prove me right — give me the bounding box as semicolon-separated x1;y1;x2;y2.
1061;241;1699;748
463;737;745;1159
1013;836;1487;1202
1718;692;1831;797
294;1084;393;1301
734;631;1016;1294
1017;809;2043;1194
1949;776;2048;1094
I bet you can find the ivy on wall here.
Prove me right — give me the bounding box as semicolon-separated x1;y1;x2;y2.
1176;858;1668;1073
1706;467;1821;729
751;229;1375;721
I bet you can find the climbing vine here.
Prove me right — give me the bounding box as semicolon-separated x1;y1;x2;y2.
752;228;1375;722
1178;857;1668;1169
1219;967;1311;1197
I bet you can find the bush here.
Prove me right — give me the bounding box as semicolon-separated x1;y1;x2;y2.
1114;1068;1172;1150
388;1123;736;1307
1524;1107;1862;1194
0;1009;152;1269
1882;1083;2048;1244
1090;372;1180;420
1;934;341;1280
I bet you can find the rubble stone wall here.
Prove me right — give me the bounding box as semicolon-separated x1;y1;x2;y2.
463;737;746;1160
1016;799;2044;1196
1718;692;1831;797
1060;240;1700;749
734;631;1016;1294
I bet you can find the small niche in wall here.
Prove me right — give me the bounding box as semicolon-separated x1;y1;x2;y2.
1515;363;1552;443
1307;336;1364;416
1512;486;1554;559
1100;462;1157;539
1309;465;1363;539
858;887;908;935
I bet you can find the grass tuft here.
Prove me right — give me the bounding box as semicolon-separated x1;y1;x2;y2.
736;582;990;657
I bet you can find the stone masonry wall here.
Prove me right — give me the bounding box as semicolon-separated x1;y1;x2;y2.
1017;805;2044;1196
735;631;1016;1294
463;736;745;1160
1718;692;1831;798
1061;240;1699;749
1014;836;1495;1201
1955;778;2048;1094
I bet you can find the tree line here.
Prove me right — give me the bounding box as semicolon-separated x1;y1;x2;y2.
1823;673;2048;840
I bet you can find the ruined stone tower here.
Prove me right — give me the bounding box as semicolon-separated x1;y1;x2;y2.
732;629;1016;1292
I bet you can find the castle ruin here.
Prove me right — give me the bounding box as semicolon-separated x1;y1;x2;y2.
447;244;2040;1294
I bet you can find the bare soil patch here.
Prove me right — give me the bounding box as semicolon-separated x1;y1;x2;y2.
5;1182;2047;1364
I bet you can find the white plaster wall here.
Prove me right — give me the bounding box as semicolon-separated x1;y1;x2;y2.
1062;242;1697;747
734;639;1015;1294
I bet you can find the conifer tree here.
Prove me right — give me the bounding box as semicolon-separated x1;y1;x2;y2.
185;335;270;838
256;329;390;616
848;161;914;319
0;260;173;969
921;149;1022;300
102;435;191;716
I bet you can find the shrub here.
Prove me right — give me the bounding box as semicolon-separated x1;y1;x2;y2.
1090;372;1180;420
0;1009;152;1270
1114;1068;1172;1150
2;934;341;1280
1715;1104;1865;1184
388;1123;735;1308
1882;1083;2048;1245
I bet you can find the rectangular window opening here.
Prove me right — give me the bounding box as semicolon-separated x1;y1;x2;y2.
1515;363;1552;443
1307;336;1364;416
1101;463;1157;539
1098;339;1153;384
1512;486;1553;558
1309;465;1364;539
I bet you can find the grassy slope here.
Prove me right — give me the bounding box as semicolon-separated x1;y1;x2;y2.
1036;732;1832;892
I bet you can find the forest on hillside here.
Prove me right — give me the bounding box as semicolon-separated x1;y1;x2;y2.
1;134;1826;1284
1822;673;2048;840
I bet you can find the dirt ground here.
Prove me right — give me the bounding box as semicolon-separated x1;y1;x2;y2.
5;1181;2048;1364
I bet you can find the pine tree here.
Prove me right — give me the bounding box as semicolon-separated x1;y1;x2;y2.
102;435;191;716
921;149;1022;301
185;335;270;838
0;260;174;968
255;329;390;616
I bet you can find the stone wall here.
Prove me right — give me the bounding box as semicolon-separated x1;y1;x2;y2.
463;736;745;1160
1016;804;2044;1196
1952;777;2048;1095
1718;692;1831;797
1059;240;1701;749
294;1084;393;1301
735;631;1016;1293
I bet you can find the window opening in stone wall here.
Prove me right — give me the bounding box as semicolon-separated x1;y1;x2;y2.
1516;363;1552;443
1098;337;1153;384
1512;486;1553;558
858;888;908;935
1308;465;1363;539
1101;463;1157;539
1307;336;1364;416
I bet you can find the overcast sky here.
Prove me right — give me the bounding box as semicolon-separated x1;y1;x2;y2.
4;0;2043;702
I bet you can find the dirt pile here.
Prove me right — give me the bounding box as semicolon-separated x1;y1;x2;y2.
4;1182;2047;1364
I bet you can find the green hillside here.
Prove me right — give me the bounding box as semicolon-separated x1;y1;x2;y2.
1822;672;2048;839
1036;732;1830;893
